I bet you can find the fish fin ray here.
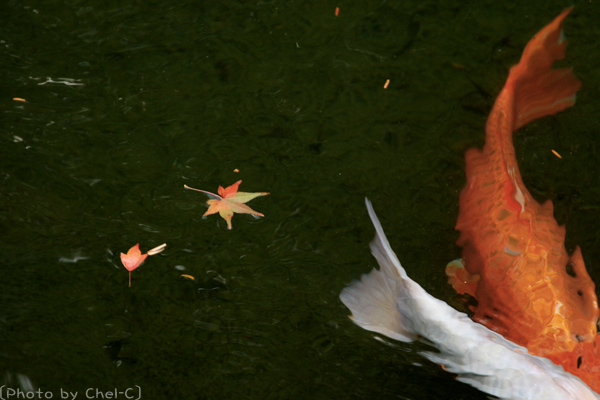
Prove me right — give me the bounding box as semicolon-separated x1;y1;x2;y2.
339;198;420;342
510;7;581;130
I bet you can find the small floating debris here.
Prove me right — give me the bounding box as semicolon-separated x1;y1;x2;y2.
551;149;562;159
147;243;167;255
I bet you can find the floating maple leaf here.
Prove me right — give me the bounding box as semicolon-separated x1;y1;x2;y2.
120;243;167;286
184;180;269;229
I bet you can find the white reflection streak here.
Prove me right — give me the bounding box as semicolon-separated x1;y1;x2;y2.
34;77;84;86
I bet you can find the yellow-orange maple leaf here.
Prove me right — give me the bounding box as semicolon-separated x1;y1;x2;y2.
184;180;269;229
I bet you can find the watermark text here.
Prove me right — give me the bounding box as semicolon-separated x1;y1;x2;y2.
0;386;141;400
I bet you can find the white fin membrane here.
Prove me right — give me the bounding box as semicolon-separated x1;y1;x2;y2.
339;198;599;400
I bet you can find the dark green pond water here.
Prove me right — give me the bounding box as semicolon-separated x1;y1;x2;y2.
2;1;600;399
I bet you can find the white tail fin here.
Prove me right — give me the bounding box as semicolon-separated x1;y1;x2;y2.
339;198;599;400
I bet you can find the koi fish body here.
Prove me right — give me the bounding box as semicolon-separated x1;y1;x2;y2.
446;7;600;390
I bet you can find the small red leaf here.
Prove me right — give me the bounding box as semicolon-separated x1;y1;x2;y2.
120;243;148;271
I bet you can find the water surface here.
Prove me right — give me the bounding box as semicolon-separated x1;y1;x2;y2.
2;1;600;399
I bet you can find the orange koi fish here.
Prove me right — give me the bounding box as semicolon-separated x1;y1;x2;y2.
446;7;600;390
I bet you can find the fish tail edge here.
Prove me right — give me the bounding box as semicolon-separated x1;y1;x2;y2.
509;6;582;130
